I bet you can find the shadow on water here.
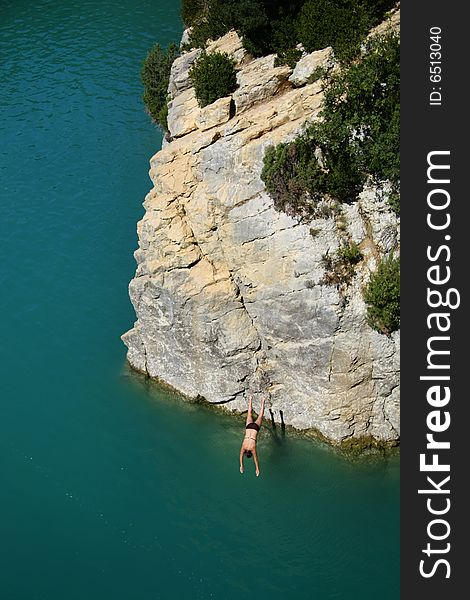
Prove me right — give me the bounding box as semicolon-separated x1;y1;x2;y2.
264;407;288;461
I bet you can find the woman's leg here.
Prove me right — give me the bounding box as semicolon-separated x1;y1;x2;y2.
255;396;266;427
246;394;253;425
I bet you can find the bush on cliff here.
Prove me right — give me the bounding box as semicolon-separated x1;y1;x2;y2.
296;0;395;62
261;32;400;216
141;42;179;131
261;138;327;219
181;0;209;27
189;52;237;107
297;0;363;62
364;254;400;335
321;242;364;286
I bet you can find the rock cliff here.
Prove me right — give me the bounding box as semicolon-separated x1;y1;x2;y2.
122;10;400;446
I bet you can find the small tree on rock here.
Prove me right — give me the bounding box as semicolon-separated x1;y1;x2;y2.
189;52;237;107
141;42;179;131
364;254;400;335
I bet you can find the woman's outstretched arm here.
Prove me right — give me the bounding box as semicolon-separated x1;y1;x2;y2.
253;449;260;477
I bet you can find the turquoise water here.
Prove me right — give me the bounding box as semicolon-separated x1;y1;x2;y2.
0;1;399;598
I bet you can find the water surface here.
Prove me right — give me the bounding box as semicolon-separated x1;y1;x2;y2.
0;1;399;598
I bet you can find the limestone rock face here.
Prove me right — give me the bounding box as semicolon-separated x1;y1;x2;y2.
168;48;202;99
289;47;335;87
194;96;232;131
206;30;247;65
123;22;401;446
167;88;199;138
233;54;292;113
180;27;191;48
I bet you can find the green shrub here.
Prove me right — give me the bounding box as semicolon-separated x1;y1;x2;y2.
261;32;400;216
296;0;396;62
296;0;362;62
181;0;208;27
189;52;237;107
338;242;363;264
141;42;179;131
387;189;400;214
261;139;325;219
361;0;398;24
274;47;303;68
270;12;302;57
364;254;400;334
312;30;400;195
321;242;363;286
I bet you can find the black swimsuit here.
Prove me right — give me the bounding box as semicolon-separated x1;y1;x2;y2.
246;422;260;432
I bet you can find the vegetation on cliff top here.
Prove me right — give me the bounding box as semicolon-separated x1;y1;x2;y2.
141;2;398;129
182;0;397;62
